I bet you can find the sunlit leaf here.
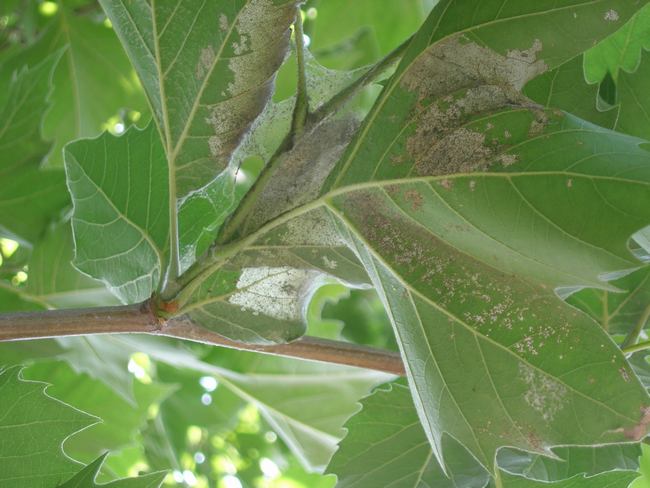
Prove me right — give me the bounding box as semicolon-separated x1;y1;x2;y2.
584;3;650;83
26;221;120;309
64;122;169;303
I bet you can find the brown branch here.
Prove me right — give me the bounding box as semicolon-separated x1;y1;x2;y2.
0;301;406;376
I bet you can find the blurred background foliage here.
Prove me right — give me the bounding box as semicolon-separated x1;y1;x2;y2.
5;0;650;486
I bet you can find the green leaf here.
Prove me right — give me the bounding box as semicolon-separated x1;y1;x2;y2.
90;335;392;473
26;221;120;309
314;1;650;473
55;336;140;406
205;349;394;472
0;4;149;169
0;51;70;244
616;49;650;140
0;365;98;488
498;470;640;488
497;444;643;481
584;3;650;83
182;265;318;344
21;359;171;466
99;0;302;199
566;265;650;337
64;122;169;303
57;452;166;488
522;54;618;130
327;382;489;488
141;363;244;472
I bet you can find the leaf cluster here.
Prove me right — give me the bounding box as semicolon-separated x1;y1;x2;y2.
5;1;650;487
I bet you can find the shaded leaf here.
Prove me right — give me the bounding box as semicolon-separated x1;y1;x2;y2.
57;452;166;488
584;3;650;82
629;352;650;390
497;444;642;481
0;365;98;488
498;470;639;488
0;51;70;244
64;122;169;303
326;382;489;488
566;265;650;337
316;1;650;473
523;54;618;130
616;49;650;140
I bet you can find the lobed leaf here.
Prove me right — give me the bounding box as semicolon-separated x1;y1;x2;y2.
64;122;169;303
584;2;650;83
314;0;650;473
0;365;98;488
522;54;618;130
327;382;489;488
99;0;302;198
497;444;642;481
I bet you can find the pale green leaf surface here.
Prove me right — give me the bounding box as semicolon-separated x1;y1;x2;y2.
0;4;147;167
99;0;301;198
584;3;650;82
26;221;120;309
523;54;618;130
0;365;98;488
92;335;392;473
57;452;166;488
43;7;148;168
55;336;139;406
566;266;650;336
326;383;489;488
141;363;244;472
181;265;318;344
0;52;70;244
309;0;429;58
64;122;169;303
233;208;370;287
497;444;642;481
498;470;640;488
616;49;650;140
315;2;650;473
